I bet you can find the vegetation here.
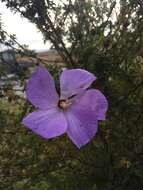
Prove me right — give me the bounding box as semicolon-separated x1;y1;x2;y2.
0;0;143;189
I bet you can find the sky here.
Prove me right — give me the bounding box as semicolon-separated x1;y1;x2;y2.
0;2;50;51
0;1;120;52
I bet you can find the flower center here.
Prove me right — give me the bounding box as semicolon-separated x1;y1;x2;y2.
58;99;72;110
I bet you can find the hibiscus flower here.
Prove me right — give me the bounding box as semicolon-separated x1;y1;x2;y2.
22;66;108;148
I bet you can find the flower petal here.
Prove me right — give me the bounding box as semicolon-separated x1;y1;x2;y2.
60;69;96;99
22;108;67;139
26;66;59;109
76;89;108;120
65;100;98;148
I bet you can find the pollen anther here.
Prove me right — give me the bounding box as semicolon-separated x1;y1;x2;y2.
58;99;72;109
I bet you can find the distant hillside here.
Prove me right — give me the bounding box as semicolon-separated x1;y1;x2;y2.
16;50;64;67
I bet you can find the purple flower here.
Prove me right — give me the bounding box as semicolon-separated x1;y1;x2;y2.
22;66;108;148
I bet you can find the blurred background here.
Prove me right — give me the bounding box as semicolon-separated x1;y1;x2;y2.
0;0;143;189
